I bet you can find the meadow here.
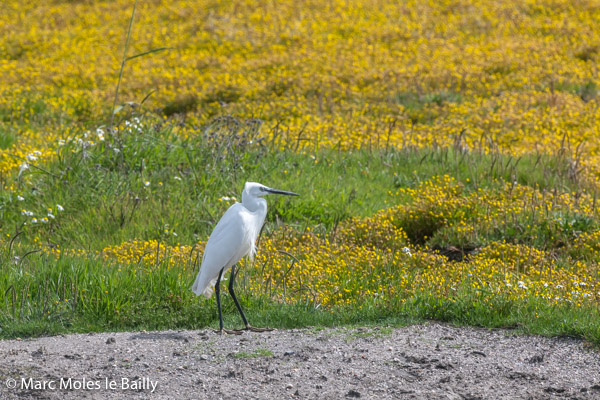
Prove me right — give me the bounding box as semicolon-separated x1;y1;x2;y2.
1;0;600;343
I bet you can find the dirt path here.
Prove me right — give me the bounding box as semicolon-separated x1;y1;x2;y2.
0;323;599;399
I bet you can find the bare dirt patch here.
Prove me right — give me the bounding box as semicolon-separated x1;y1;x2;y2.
1;323;599;399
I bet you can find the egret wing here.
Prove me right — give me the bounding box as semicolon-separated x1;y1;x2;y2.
192;204;251;298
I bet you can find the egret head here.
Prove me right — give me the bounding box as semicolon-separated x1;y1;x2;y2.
243;182;299;199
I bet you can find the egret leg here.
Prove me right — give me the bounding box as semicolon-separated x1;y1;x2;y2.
213;268;242;335
214;268;225;334
228;265;249;326
228;264;273;333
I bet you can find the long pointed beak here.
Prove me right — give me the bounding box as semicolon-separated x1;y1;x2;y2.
265;187;300;196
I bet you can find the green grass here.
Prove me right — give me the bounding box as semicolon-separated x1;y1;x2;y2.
232;348;274;359
0;128;16;149
1;114;600;346
1;117;589;250
387;90;462;124
345;326;394;341
2;250;599;346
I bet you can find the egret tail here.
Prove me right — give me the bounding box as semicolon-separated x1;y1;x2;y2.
192;274;216;298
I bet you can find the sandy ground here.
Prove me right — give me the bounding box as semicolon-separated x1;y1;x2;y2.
0;323;599;399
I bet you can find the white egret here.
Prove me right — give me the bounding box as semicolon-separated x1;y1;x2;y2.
192;182;299;334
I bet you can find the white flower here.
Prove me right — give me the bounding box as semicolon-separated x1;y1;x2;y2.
48;212;55;219
26;154;38;161
31;218;38;224
144;181;150;187
18;163;29;176
174;176;182;181
58;139;66;146
517;281;528;290
16;195;24;201
41;217;48;224
57;204;64;212
96;128;105;141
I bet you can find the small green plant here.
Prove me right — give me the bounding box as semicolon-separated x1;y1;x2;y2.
231;348;274;359
109;0;169;131
346;327;393;341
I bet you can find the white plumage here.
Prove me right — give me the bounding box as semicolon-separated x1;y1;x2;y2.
192;202;264;298
191;182;298;334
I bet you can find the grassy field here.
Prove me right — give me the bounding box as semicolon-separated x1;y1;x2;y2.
2;0;600;344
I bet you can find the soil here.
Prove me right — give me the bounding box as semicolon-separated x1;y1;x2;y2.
0;323;599;399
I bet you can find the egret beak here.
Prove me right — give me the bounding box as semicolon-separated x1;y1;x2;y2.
265;187;300;196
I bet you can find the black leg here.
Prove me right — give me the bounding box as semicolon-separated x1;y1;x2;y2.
228;265;249;327
215;268;224;333
227;264;273;333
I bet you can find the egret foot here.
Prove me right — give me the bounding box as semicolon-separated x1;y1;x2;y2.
245;325;274;333
214;329;244;335
226;266;275;334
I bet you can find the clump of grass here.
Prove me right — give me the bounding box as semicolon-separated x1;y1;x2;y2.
162;94;199;116
574;45;599;62
0;129;16;149
231;348;274;359
387;90;461;124
577;80;598;102
201;86;243;106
